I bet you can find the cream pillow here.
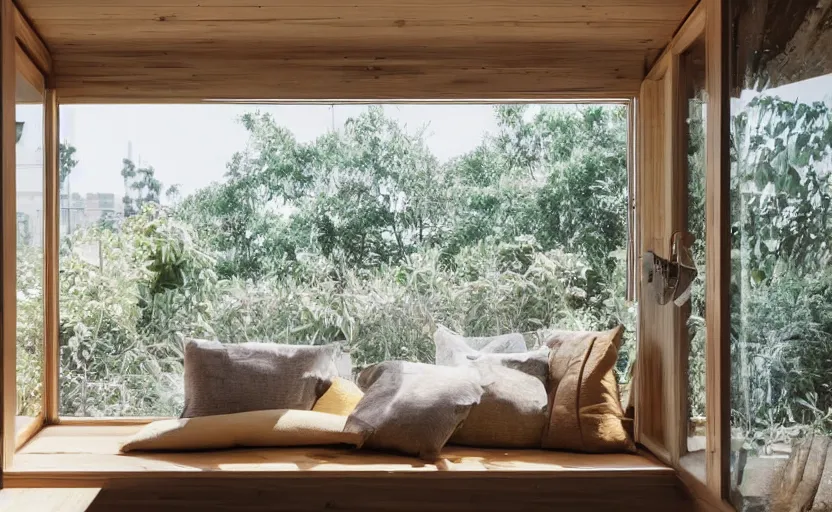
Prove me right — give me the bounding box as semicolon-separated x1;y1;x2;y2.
312;377;364;416
120;409;361;452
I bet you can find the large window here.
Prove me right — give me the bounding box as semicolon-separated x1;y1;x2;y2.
56;103;634;417
730;1;832;509
15;65;45;438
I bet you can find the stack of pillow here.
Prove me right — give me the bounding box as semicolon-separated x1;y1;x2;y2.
120;326;634;458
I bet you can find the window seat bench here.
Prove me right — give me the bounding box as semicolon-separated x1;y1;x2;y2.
5;425;695;511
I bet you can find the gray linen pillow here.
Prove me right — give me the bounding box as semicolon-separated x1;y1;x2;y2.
181;339;339;418
434;325;527;366
450;361;548;448
346;361;483;461
433;328;551;448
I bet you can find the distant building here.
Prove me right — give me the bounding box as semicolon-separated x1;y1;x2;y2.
15;107;44;248
17;108;123;248
61;192;123;235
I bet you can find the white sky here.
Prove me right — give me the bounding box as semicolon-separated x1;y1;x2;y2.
57;104;503;199
15;71;832;201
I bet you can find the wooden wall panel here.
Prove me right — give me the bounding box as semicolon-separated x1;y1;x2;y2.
704;0;730;499
0;0;18;472
50;44;646;102
636;71;677;463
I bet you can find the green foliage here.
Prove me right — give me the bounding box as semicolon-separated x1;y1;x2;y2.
59;143;78;188
41;104;636;417
730;95;832;450
121;158;164;217
17;244;43;417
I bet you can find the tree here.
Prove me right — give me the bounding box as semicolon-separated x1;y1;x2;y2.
121;158;164;217
59;143;78;189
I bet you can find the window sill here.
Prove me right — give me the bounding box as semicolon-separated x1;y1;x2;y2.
7;425;674;489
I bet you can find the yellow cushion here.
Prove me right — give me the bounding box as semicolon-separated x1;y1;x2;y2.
312;377;364;416
542;325;635;453
119;409;361;452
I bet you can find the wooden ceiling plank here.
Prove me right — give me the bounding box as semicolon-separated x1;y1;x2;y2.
22;5;693;22
13;0;696;103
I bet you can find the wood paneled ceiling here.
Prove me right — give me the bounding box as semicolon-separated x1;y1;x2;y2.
16;0;698;101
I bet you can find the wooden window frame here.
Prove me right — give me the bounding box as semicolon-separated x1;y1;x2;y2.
1;0;58;471
1;11;641;474
635;0;731;508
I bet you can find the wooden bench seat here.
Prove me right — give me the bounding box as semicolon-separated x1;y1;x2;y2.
5;425;694;511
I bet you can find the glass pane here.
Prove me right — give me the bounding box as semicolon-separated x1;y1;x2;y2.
15;72;45;433
730;2;832;509
679;36;707;483
58;104;634;417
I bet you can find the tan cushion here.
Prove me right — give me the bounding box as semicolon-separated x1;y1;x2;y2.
542;325;635;453
346;361;483;461
182;339;339;418
119;409;362;452
450;362;548;448
312;377;364;416
434;325;526;366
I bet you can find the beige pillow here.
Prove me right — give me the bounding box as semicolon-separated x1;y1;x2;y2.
120;409;361;452
182;339;339;418
312;377;364;416
450;362;548;448
542;326;635;453
346;361;483;461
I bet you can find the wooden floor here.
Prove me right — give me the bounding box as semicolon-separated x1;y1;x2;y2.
3;425;694;511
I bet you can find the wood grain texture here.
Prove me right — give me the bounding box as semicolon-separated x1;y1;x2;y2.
49;43;646;102
12;0;696;101
14;42;43;93
4;427;693;510
17;1;696;47
13;1;52;76
43;87;58;425
665;54;687;465
636;69;680;466
0;488;100;512
677;464;736;512
704;0;730;500
771;435;830;512
81;474;692;511
1;0;18;474
5;425;678;488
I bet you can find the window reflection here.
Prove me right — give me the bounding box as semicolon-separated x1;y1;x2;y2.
730;1;832;508
15;71;45;435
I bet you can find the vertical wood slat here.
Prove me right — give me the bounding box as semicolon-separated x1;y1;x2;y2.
665;55;688;465
626;99;636;302
44;89;58;425
704;0;730;500
1;0;18;473
636;71;678;465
